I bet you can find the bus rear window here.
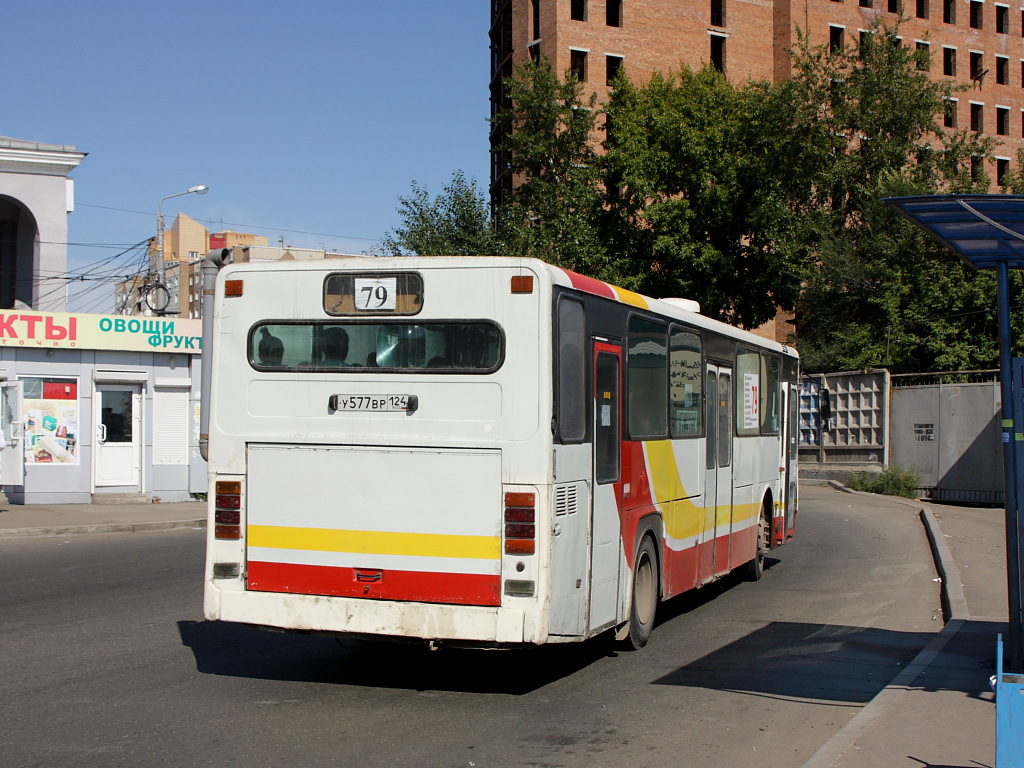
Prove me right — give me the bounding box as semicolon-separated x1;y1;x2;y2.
324;272;423;315
250;321;503;373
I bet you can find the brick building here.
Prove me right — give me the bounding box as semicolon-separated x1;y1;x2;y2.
490;0;1024;200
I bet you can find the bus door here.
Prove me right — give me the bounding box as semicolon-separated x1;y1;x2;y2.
699;364;733;583
589;341;623;632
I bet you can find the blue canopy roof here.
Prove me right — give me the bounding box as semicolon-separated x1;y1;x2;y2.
883;194;1024;270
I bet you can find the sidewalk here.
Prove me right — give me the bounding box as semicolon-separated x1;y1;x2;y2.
802;484;1005;768
0;498;206;537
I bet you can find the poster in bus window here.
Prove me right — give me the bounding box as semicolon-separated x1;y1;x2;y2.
22;376;79;465
743;373;760;431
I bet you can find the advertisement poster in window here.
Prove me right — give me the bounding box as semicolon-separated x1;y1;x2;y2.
743;373;760;431
22;376;78;464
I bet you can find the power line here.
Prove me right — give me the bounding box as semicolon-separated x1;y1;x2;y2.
77;202;379;243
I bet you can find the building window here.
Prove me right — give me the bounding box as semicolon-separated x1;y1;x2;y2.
571;0;586;21
970;0;983;28
570;49;587;81
916;0;928;18
889;0;900;11
998;106;1010;134
998;157;1010;185
529;42;541;63
22;376;80;465
998;56;1009;84
943;47;956;76
606;54;623;85
153;388;189;466
861;0;873;7
531;0;540;40
607;0;622;26
916;41;930;70
711;0;725;26
710;34;726;72
830;25;845;52
971;156;984;182
944;0;955;23
945;99;958;128
970;51;985;81
971;102;984;132
997;4;1009;32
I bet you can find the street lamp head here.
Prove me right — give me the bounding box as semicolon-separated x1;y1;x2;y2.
187;184;209;195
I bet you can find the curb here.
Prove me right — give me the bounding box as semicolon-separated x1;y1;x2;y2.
0;518;206;539
920;507;971;622
799;500;968;768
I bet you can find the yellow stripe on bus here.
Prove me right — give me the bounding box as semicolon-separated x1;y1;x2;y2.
644;440;763;541
247;525;501;560
611;286;649;308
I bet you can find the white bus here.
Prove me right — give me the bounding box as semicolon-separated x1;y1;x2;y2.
202;255;798;648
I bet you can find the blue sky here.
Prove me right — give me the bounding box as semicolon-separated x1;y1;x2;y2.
5;1;491;311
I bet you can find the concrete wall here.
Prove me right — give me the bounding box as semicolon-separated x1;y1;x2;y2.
0;137;85;312
890;381;1003;503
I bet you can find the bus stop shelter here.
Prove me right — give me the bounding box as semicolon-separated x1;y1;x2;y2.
884;194;1024;765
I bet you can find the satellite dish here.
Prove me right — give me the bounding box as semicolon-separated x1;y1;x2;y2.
145;283;170;313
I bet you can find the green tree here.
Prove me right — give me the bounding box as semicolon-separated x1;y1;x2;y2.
603;66;816;327
493;59;610;277
379;170;498;256
786;22;1001;373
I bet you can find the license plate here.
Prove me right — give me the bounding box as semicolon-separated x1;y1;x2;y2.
331;394;410;412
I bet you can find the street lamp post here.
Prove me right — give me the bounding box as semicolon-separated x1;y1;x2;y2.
155;184;208;315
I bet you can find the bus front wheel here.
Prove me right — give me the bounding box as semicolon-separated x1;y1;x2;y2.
624;537;659;650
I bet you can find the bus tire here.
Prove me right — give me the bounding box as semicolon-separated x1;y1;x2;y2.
624;536;659;650
744;506;769;582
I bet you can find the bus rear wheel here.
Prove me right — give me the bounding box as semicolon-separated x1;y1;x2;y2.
624;537;659;650
744;507;769;582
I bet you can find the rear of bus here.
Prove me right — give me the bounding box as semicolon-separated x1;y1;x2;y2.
203;257;554;646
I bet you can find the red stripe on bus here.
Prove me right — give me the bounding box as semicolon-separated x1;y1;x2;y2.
246;561;502;607
556;267;617;300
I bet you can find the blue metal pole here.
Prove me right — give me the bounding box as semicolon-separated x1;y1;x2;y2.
997;261;1024;671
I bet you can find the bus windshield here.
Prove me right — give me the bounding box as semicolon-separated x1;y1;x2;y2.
249;321;503;373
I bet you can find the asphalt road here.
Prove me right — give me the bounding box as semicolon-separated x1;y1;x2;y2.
0;485;941;768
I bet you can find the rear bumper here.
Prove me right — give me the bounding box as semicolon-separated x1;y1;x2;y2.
204;580;537;645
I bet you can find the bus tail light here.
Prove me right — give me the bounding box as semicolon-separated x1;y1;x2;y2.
215;480;242;540
504;491;535;555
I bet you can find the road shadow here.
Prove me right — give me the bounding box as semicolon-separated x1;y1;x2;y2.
652;619;1001;705
177;618;615;695
651;556;782;629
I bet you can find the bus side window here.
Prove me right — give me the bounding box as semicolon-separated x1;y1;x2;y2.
627;316;668;439
736;347;760;437
669;327;702;437
760;353;780;434
557;298;586;441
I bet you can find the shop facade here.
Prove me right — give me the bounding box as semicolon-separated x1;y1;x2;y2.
0;309;205;504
